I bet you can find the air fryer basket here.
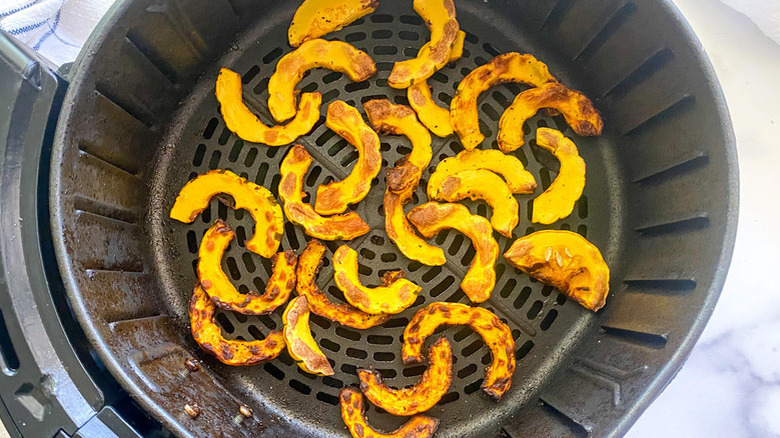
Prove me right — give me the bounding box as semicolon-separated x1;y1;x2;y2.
50;0;737;437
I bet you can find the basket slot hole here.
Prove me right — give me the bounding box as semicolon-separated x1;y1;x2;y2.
457;363;478;379
527;300;544;319
322;89;340;103
186;230;197;254
192;143;206;166
541;285;554;297
454;326;473;342
541;309;558;331
341;150;359;166
357;263;372;276
252;77;269;95
345;32;367;43
399;14;422;25
380;253;397;263
242;65;260;84
208;150;221;170
367;335;393;345
370;13;393;23
462;339;484;357
481;352;492;365
374;352;395;362
360;248;376;260
383;317;409;328
311;314;332;329
323;376;343;389
341;364;357;375
371;29;393;39
336;327;361;341
376;369;397;379
374;45;399;55
499;279;517;299
407;260;423;272
517;340;535;360
460;244;476;267
422;266;442;283
437;392;459;405
235;226;246;247
316;392;339;405
430;275;455;297
346;348;368;359
578;196;588;219
262;47;283;64
264;363;285;380
203;118;219;139
228;139;243;162
403;365;426;377
240;147;256;168
514;287;532;309
464;378;484;394
289;379;312;395
226;257;241;280
300;82;318;93
398;30;420;41
318;130;338;146
215;313;234;333
285;222;300;250
345;80;371;92
320;338;340;352
403;46;417;57
323;71;343;84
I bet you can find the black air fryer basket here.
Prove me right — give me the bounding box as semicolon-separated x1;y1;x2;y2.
0;0;737;436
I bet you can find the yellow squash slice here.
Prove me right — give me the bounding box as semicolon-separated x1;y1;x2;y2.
340;388;440;438
428;149;536;194
314;101;382;215
497;82;603;152
268;39;377;123
504;230;609;311
407;202;499;303
532;128;586;224
333;245;421;315
288;0;379;47
451;53;557;150
279;145;370;241
170;169;284;258
364;99;432;170
282;295;335;376
403;302;515;400
358;337;452;416
189;285;285;366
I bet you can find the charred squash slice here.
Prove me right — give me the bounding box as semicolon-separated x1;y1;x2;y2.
497;82;603;152
451;53;557;150
170;169;284;258
428;149;536;194
531;128;586;224
268;39;377;123
297;239;391;329
288;0;379;47
216;68;321;146
428;169;519;237
189;284;285;366
340;388;440;438
358;337;452;416
198;220;297;314
279;145;370;241
282;295;334;376
363;99;431;170
504;230;609;311
333;245;421;315
314;101;382;215
403;302;515;400
407;202;499;303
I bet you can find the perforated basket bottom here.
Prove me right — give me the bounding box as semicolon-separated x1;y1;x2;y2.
148;2;619;437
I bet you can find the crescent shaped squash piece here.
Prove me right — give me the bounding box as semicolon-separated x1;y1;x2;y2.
198;220;297;314
215;68;321;146
531;128;586;224
333;245;421;315
340;388;440;438
268;39;377;123
170;169;284;258
314;101;383;215
296;239;391;329
428;149;536;194
504;230;609;311
282;296;334;376
451;53;557;150
358;337;452;416
403;302;515;400
189;284;285;366
279;145;370;241
288;0;379;47
497;82;603;152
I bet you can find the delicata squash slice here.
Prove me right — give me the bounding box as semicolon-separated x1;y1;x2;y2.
451;53;558;150
297;239;391;329
407;202;499;303
198;220;297;314
340;388;440;438
170;169;284;258
504;230;609;311
428;149;536;194
497;82;603;152
531;128;586;224
333;245;421;315
288;0;379;47
358;337;452;416
268;39;377;123
215;68;321;146
282;296;334;376
314;101;382;215
189;285;285;366
403;302;515;400
279;145;370;240
428;169;519;238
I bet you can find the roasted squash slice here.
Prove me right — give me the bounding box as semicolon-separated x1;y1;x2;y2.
314;101;382;215
297;239;391;329
403;302;515;400
333;245;421;315
407;202;499;303
279;145;370;241
288;0;379;47
363;99;432;170
340;388;440;438
215;68;321;146
497;82;603;152
504;230;609;311
282;295;334;376
532;128;586;224
268;39;377;123
428;169;519;237
358;337;452;416
428;149;536;194
189;284;285;366
170;169;284;258
388;0;460;89
451;53;557;150
198;220;297;314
